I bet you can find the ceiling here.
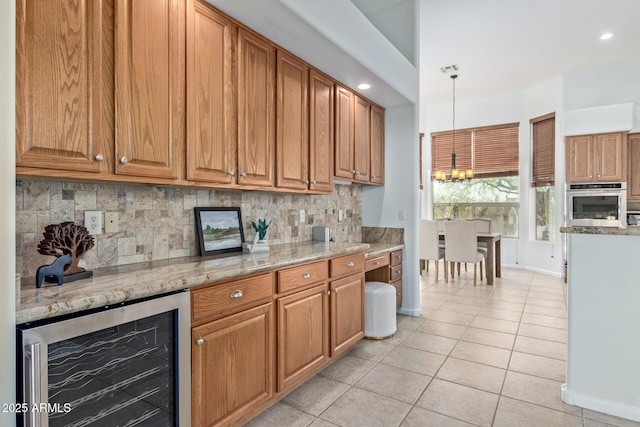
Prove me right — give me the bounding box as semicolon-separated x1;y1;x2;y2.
207;0;640;108
419;0;640;105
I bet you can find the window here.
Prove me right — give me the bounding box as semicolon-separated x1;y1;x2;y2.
530;113;555;242
431;123;520;237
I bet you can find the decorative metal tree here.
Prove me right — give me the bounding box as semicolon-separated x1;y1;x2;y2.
37;222;95;280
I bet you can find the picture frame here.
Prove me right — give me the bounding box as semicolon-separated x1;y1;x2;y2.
194;207;245;256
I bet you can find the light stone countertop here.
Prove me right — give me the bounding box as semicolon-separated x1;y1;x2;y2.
560;226;640;236
364;243;404;258
17;241;375;324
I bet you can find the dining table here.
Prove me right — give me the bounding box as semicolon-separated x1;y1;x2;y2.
439;232;502;285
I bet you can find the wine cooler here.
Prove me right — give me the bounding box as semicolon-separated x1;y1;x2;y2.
17;290;190;427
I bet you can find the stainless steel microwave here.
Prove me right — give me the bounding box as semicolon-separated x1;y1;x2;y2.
565;182;627;227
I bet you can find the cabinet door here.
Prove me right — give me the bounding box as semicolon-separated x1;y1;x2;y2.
192;303;274;427
309;70;334;193
628;134;640;201
276;51;309;191
16;0;112;174
115;0;184;180
566;135;592;182
594;132;625;182
330;274;364;357
186;0;237;184
277;284;329;392
334;85;354;180
370;104;385;185
353;95;371;182
237;28;275;187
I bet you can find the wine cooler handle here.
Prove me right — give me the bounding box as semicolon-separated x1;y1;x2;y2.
25;342;41;427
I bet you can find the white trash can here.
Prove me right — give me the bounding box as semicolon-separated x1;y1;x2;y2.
364;281;397;339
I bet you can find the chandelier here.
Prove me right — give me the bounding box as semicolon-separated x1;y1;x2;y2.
435;74;473;182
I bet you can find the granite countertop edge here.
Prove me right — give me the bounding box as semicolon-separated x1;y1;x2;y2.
560;226;640;236
17;241;403;324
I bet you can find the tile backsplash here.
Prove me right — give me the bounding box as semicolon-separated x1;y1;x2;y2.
16;179;362;278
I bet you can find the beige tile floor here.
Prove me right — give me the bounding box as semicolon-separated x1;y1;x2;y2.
244;266;640;427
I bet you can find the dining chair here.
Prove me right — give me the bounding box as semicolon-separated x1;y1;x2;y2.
419;220;446;281
466;218;492;254
444;220;485;286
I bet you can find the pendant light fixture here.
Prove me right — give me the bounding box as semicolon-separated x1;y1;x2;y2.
435;74;473;182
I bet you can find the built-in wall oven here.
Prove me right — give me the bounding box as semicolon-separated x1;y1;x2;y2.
17;290;190;427
565;182;627;227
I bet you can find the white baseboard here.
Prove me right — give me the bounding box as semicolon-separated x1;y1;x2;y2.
501;263;563;278
562;383;640;422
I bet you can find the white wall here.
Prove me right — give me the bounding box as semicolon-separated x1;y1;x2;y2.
363;104;421;316
0;1;16;425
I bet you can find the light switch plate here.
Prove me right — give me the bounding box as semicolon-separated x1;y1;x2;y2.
299;209;306;223
338;210;343;222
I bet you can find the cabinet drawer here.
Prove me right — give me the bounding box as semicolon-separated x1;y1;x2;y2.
191;273;273;324
390;249;403;266
330;253;364;278
277;260;328;293
390;264;402;282
392;279;402;310
364;255;389;272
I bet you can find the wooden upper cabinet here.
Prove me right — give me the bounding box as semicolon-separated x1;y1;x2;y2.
566;132;626;183
594;133;625;182
370;104;385;185
334;85;355;180
186;0;237;184
114;0;184;180
237;28;276;187
276;51;309;191
353;95;371;182
309;70;334;193
16;0;113;174
628;134;640;201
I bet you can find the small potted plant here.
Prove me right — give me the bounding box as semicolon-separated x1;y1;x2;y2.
244;218;272;253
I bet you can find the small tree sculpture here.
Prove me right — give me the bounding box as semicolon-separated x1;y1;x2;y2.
37;222;95;275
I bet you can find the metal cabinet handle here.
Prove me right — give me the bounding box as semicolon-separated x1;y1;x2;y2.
326;290;331;296
334;289;339;294
95;154;104;161
240;172;247;177
195;338;204;346
228;171;235;176
302;273;311;279
311;180;317;184
347;261;354;267
119;157;128;164
374;261;380;265
352;170;356;174
25;342;40;427
230;290;243;299
303;179;310;184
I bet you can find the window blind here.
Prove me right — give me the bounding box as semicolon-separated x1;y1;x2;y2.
431;123;519;179
530;113;555;187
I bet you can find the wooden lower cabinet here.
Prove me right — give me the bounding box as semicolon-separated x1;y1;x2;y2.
191;253;365;425
192;303;274;427
330;274;365;356
277;283;330;392
364;249;403;310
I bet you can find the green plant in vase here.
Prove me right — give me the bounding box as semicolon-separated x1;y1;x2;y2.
251;218;272;241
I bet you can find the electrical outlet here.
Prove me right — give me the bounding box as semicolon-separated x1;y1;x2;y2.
399;209;406;220
105;212;119;233
338;210;343;222
85;211;103;235
299;209;306;223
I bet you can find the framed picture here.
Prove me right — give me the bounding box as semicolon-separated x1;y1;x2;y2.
194;207;245;256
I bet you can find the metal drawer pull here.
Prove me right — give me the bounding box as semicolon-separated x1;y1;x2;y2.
230;290;244;299
195;338;204;346
326;290;331;296
347;261;354;267
374;261;379;265
95;154;104;161
302;273;311;279
228;171;235;176
119;156;128;164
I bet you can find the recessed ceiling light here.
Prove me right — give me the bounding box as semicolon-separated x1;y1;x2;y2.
600;32;614;40
357;83;371;90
